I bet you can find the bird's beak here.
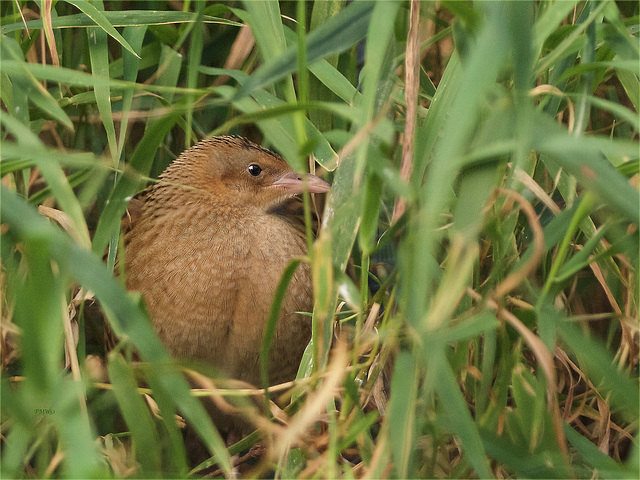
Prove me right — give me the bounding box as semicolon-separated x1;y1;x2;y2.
271;171;331;194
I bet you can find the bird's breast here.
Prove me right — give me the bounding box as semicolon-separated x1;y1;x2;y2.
125;202;312;384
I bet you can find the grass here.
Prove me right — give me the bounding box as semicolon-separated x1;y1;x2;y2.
1;0;638;478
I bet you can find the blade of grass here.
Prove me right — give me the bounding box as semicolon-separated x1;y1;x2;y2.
432;347;492;478
184;1;205;148
235;1;373;100
0;36;73;130
387;351;419;478
66;0;140;58
1;186;233;474
92;106;184;256
107;354;161;473
86;4;117;164
1;114;90;248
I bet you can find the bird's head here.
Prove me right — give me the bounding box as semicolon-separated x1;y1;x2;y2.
159;136;330;210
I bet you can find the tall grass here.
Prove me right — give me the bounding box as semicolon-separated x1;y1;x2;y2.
1;1;638;478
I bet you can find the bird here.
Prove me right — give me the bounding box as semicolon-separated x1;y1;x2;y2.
123;135;330;437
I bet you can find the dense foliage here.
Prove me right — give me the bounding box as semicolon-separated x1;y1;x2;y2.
1;1;638;478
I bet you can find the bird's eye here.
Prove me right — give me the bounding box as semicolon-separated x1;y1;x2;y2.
247;164;262;177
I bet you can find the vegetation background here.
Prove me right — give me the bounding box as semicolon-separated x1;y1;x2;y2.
1;0;638;478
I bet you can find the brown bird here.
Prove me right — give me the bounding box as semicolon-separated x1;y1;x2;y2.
124;136;329;433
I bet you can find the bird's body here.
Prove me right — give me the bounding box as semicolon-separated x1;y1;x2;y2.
124;136;329;389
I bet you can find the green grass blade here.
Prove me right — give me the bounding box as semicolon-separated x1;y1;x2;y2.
557;320;639;422
433;349;492;478
66;0;140;58
107;354;161;473
387;351;419;478
1;10;241;35
1;114;90;247
2;186;232;474
92;107;183;256
86;11;118;163
532;115;639;223
0;36;73;130
235;1;373;99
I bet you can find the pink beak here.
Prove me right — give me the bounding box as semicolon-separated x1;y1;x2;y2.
271;171;331;194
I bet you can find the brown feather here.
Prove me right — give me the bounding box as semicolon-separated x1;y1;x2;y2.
122;136;329;441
